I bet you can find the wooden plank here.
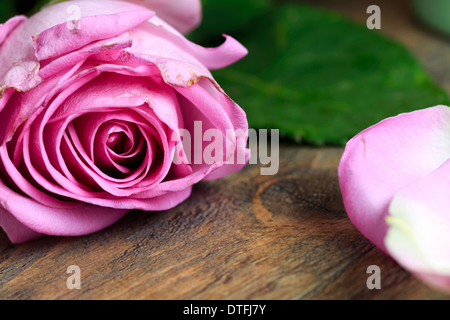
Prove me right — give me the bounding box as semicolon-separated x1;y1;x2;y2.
0;147;448;299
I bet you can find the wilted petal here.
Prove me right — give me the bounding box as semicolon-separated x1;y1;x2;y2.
0;0;154;96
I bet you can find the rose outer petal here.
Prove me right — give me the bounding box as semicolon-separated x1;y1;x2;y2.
0;16;27;101
129;20;248;80
34;10;154;61
0;207;42;243
0;15;26;45
338;105;450;252
0;15;40;96
386;159;450;292
77;0;201;34
176;79;249;180
0;0;155;96
129;0;201;34
0;178;128;243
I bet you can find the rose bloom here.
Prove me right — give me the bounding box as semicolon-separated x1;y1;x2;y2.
0;0;249;243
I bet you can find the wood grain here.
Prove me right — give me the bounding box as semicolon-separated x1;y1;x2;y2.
2;0;450;300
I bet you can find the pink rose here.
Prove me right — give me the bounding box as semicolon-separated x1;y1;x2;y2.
0;0;249;243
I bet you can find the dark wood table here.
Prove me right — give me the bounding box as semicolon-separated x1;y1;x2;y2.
1;0;450;300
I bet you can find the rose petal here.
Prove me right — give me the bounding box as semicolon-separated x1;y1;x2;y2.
34;10;154;61
137;19;248;70
0;0;155;95
182;35;248;70
0;207;43;243
133;160;222;199
132;0;201;34
38;35;134;80
0;177;128;239
0;15;31;97
76;0;201;34
0;73;60;144
386;159;450;292
176;79;249;179
0;15;26;45
338;105;450;252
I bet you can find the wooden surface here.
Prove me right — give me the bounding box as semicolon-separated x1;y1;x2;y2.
1;0;450;300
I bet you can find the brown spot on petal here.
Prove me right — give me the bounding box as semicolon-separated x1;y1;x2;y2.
186;77;201;87
102;43;118;50
70;28;81;35
361;134;367;155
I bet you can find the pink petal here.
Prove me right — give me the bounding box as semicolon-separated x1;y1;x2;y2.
0;207;42;244
338;105;450;252
184;35;248;70
75;0;201;34
0;25;41;94
0;15;29;98
0;177;128;240
133;0;201;34
175;78;249;179
38;35;134;79
0;15;26;45
0;73;60;144
385;159;450;292
51;71;182;132
133;159;221;198
34;10;154;61
0;0;154;95
146;16;248;70
129;21;247;77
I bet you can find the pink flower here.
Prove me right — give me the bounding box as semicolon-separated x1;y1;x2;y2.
339;105;450;292
0;0;249;243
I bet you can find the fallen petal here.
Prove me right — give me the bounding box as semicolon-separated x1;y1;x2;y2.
339;105;450;252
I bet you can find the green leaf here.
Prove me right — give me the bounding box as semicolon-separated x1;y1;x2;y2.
188;0;272;45
0;0;16;22
212;4;449;145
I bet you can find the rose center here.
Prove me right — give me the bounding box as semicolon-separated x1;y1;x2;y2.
106;131;132;155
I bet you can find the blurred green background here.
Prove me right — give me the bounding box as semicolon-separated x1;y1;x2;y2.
0;0;37;21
